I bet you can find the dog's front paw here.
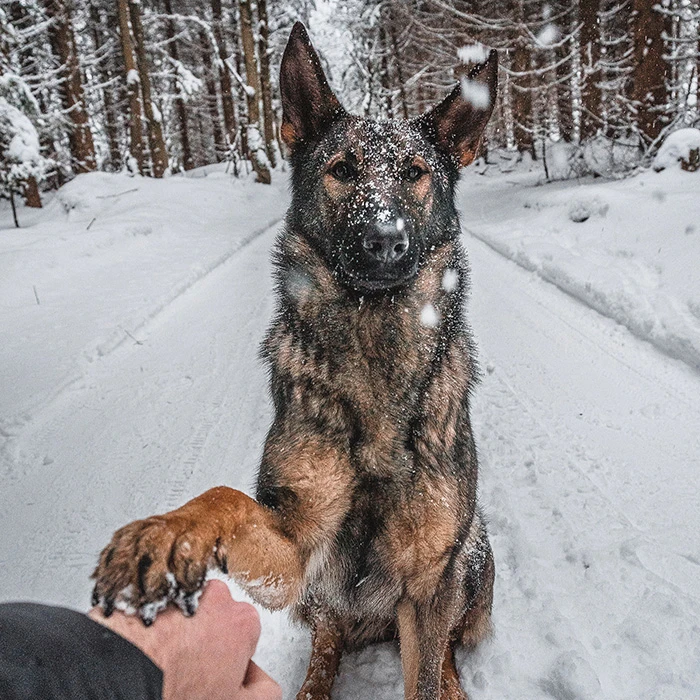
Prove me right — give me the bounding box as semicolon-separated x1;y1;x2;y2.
91;513;222;625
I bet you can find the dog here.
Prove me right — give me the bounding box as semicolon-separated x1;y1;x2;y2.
92;22;498;700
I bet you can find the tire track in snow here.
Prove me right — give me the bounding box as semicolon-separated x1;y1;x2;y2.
465;225;700;375
0;215;284;477
2;221;284;607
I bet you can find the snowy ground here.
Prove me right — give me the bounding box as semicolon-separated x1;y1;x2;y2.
1;162;699;699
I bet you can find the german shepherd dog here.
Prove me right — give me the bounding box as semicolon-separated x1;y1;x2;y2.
92;23;498;700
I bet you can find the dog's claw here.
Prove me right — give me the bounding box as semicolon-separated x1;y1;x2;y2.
175;590;201;617
102;597;114;617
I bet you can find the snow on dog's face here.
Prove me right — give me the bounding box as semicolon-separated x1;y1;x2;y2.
279;22;498;294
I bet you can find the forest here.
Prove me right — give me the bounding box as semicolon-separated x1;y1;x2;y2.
1;0;699;211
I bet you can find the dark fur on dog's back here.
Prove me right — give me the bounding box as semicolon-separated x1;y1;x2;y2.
92;22;498;700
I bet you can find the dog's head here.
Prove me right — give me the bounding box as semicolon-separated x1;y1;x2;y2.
280;23;497;294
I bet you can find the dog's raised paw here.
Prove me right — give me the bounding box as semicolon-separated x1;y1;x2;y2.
91;514;217;624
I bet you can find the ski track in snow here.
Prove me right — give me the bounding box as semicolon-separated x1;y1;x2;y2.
1;174;699;699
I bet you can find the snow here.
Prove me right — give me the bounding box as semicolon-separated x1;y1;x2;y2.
535;23;560;48
1;163;699;699
458;161;700;372
419;303;440;328
457;44;489;65
441;268;459;293
0;96;47;195
653;128;700;171
126;68;140;86
461;78;491;110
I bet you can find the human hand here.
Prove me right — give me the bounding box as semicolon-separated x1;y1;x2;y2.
89;579;281;700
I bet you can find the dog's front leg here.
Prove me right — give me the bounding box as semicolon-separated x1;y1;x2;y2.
295;617;343;700
398;599;458;700
92;486;305;621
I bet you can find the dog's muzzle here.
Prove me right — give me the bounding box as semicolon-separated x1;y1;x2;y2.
339;219;420;292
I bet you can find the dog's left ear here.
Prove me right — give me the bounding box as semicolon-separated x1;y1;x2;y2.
280;22;345;151
416;50;498;167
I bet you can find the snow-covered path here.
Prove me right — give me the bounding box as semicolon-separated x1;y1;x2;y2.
1;174;699;699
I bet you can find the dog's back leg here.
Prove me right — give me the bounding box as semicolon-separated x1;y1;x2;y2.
460;533;495;650
440;643;468;700
296;617;343;700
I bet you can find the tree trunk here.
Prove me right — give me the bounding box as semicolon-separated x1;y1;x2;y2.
9;188;19;228
256;0;277;167
556;35;574;142
211;0;237;151
163;0;193;171
238;0;271;184
23;176;42;208
579;0;602;140
388;19;409;120
90;2;122;171
43;0;96;173
511;39;534;156
632;0;669;143
379;26;393;119
117;0;144;174
200;28;225;163
129;0;167;177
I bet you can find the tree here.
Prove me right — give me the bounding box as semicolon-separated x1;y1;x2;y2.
162;0;193;171
117;0;145;173
43;0;96;173
632;0;670;143
579;0;602;140
0;97;50;225
257;0;277;167
211;0;237;153
129;0;168;176
238;0;271;184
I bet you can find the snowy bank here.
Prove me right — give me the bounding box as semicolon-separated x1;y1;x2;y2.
458;165;700;372
0;167;289;433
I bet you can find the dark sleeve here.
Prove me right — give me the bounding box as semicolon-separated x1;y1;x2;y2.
0;603;163;700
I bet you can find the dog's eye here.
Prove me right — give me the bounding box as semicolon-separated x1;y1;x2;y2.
405;165;425;182
329;161;354;182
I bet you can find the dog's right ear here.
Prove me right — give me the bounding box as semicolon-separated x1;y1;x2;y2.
280;22;345;151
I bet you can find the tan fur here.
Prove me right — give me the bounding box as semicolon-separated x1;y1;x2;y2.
385;476;460;600
397;600;420;700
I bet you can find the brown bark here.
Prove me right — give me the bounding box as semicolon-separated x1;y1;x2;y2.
556;37;574;142
200;29;225;162
129;0;167;177
238;0;271;184
163;0;193;171
388;19;409;120
90;3;122;170
511;38;534;156
379;26;393;119
211;0;237;150
631;0;669;142
23;176;42;208
43;0;96;173
117;0;144;174
256;0;277;167
579;0;602;140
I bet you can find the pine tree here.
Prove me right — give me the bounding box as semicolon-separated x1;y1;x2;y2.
43;0;96;173
238;0;271;184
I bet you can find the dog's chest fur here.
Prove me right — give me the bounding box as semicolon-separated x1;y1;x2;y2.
260;234;478;642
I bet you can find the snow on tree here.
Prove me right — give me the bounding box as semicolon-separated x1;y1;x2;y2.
0;97;51;225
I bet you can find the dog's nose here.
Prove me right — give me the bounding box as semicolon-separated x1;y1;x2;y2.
362;223;409;264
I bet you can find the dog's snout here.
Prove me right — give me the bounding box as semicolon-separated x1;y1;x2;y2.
362;223;410;264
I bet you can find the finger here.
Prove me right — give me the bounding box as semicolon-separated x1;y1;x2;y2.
243;661;282;700
200;579;233;605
